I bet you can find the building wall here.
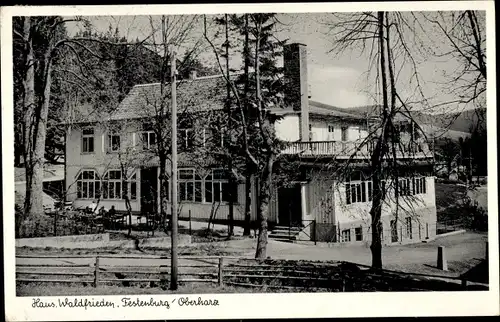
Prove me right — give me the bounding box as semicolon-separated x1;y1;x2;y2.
309;118;368;142
66;122;142;212
305;176;436;243
66;122;259;222
275;115;300;142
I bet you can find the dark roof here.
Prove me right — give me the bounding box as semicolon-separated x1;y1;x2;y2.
70;77;371;124
72;75;227;124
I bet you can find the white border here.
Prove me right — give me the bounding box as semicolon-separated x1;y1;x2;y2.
1;2;498;320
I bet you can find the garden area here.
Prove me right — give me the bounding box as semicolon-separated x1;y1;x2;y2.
435;180;488;234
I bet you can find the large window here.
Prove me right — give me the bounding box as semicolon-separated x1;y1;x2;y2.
170;168;237;204
103;170;122;199
405;217;413;239
77;170;100;199
178;169;202;202
205;169;234;203
77;169;137;201
81;128;95;153
121;172;138;201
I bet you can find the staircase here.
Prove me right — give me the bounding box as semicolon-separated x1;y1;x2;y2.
268;225;302;242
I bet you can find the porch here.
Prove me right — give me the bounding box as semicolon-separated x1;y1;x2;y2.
282;140;432;159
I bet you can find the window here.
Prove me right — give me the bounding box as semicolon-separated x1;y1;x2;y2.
107;133;121;152
141;131;156;150
328;124;335;133
355;227;363;241
76;170;100;199
179;169;194;202
341;229;351;242
412;177;427;195
341;126;348;141
205;169;236;203
82;128;95;153
397;178;411;196
367;181;373;201
346;181;370;204
122;173;137;201
405;217;413;239
179;128;195;150
103;170;122;199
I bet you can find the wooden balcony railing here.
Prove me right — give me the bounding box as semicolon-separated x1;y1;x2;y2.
282;140;433;159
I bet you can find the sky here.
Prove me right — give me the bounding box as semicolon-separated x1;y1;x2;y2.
65;12;485;113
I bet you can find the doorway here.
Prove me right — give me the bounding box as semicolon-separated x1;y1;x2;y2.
390;220;399;243
140;167;158;214
278;184;303;226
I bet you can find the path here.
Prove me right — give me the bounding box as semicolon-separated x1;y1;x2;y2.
16;232;488;278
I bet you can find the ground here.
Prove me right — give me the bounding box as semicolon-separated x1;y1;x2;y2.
17;231;487;277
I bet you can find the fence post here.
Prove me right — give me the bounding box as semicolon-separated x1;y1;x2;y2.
218;257;224;286
313;220;317;245
437;246;448;271
94;256;100;288
461;279;468;290
426;223;429;239
54;211;58;236
189;210;192;236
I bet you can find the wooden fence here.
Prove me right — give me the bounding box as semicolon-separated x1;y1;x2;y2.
16;255;486;291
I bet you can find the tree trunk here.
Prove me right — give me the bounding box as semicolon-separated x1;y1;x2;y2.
255;157;274;259
22;17;36;219
243;172;252;236
370;175;383;269
368;11;389;270
24;24;53;221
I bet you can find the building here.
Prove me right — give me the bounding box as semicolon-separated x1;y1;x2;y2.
64;43;437;245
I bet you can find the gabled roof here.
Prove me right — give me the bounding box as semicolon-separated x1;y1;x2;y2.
70;77;370;124
72;75;227;124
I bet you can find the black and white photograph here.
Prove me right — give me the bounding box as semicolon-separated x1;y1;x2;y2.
1;1;498;320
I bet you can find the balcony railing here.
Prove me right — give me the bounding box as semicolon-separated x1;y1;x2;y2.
282;140;433;159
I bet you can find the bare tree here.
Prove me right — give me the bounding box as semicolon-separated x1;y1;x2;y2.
324;11;436;268
422;11;486;110
13;16;143;230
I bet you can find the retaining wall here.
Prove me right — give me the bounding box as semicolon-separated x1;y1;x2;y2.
16;234;191;249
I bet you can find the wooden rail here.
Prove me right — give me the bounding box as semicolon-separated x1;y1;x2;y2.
16;255;481;291
282;140;432;159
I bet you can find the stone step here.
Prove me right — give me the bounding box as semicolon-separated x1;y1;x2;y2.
272;226;302;231
268;233;298;240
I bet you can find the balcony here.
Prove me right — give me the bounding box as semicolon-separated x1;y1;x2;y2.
282;140;433;159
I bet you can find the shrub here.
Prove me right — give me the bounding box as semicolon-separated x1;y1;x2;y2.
461;196;488;232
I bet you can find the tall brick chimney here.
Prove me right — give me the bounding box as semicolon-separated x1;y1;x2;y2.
284;43;310;142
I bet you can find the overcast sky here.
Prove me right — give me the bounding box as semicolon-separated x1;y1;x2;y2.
66;12;485;113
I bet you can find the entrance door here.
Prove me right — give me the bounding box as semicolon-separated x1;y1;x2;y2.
140;168;158;214
278;185;302;226
390;220;399;243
